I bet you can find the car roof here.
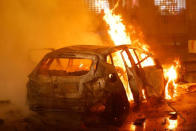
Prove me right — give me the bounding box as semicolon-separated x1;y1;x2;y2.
46;44;143;57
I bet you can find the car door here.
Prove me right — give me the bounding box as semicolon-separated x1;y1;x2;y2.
120;47;165;103
120;49;144;103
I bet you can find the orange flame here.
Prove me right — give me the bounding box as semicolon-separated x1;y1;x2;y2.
95;0;155;101
163;59;180;99
167;118;178;130
103;9;131;45
95;0;131;45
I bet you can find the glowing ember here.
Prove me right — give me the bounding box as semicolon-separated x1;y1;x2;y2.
163;59;180;99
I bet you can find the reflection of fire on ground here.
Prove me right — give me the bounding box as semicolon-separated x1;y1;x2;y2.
163;59;183;100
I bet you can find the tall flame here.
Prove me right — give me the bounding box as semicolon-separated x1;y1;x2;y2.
95;1;182;102
103;9;131;45
95;0;156;101
95;0;131;45
163;59;180;99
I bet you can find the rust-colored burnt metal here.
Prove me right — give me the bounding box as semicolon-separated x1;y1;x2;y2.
27;45;165;123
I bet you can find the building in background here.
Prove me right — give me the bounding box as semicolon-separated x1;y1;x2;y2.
154;0;186;15
188;0;196;40
85;0;196;45
85;0;110;13
123;0;189;45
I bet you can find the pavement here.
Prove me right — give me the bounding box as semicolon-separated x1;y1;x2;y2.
0;83;196;130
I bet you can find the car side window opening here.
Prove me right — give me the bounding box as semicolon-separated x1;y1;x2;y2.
39;58;93;76
128;49;155;68
111;50;133;100
128;49;139;66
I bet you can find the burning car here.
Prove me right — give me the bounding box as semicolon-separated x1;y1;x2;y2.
27;45;165;123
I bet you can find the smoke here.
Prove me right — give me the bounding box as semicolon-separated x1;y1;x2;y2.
0;0;103;107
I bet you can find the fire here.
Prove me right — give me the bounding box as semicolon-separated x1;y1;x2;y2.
140;53;155;68
95;0;155;101
103;9;131;45
167;118;178;130
95;0;131;45
142;89;146;99
94;0;183;103
163;60;180;99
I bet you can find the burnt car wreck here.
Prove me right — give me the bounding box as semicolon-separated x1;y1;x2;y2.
27;45;165;124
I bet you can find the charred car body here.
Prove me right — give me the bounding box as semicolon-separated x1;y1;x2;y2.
27;45;165;123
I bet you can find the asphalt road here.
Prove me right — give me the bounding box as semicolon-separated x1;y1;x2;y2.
0;83;196;130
